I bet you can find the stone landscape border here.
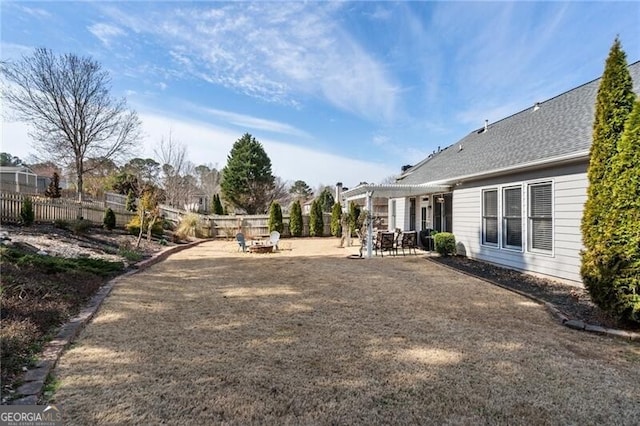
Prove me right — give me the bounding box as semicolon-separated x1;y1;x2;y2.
10;239;209;405
427;257;640;342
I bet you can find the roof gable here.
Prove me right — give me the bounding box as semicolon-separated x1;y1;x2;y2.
399;61;640;185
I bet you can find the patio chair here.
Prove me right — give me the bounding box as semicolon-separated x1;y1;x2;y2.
375;232;396;257
269;231;280;250
235;232;246;252
399;231;418;256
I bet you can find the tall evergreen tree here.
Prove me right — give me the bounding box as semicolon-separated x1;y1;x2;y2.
348;201;361;236
309;199;324;237
44;172;62;198
212;194;224;215
221;133;275;214
318;187;335;213
581;38;637;321
604;100;640;322
330;202;342;237
289;200;303;237
268;201;284;233
289;180;313;200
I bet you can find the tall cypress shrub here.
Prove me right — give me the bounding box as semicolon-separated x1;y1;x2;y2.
212;194;224;215
330;202;342;237
268;201;284;233
348;201;361;236
289;200;303;237
309;199;324;237
605;100;640;323
581;38;636;320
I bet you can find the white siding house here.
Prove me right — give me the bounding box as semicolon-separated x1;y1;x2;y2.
343;61;640;286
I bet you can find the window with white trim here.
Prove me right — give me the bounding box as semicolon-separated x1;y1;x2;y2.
502;186;522;249
482;189;498;245
528;182;553;252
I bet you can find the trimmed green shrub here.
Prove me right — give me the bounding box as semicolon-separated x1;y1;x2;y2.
581;38;639;324
103;208;116;230
20;196;34;226
330;202;342;237
289;200;303;237
71;218;92;235
309;199;324;237
268;201;284;233
53;219;69;230
348;201;361;236
434;232;456;256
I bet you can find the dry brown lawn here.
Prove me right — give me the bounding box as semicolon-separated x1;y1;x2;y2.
53;239;640;425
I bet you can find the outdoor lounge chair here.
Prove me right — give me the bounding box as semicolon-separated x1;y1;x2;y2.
375;232;396;257
235;232;246;252
269;231;280;250
399;231;418;256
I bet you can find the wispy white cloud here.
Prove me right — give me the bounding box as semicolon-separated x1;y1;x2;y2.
88;23;126;47
200;108;310;139
98;2;400;123
20;6;51;19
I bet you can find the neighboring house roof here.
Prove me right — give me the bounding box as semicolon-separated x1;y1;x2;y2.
0;166;36;174
398;61;640;185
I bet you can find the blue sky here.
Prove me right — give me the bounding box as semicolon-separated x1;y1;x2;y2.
1;1;639;189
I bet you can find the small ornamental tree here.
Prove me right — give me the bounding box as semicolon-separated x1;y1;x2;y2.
289;200;303;237
268;201;284;233
103;207;116;230
330;202;342;237
581;38;637;322
309;199;324;237
44;172;62;198
20;196;34;226
348;201;361;236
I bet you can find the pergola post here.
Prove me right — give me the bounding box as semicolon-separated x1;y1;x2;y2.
366;191;373;258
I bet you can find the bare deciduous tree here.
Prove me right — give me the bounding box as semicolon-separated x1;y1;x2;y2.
155;133;197;209
1;48;141;201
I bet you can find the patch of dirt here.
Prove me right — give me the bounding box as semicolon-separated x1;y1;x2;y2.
431;255;639;332
0;223;170;265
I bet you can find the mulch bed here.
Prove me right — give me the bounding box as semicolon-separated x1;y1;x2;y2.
431;255;639;332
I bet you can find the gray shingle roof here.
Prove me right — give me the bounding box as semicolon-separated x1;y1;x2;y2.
398;61;640;185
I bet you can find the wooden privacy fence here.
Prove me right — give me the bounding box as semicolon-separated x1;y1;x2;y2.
160;204;332;238
0;192;136;228
1;191;334;238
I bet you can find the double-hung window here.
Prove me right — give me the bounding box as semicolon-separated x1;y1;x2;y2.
528;183;553;252
502;186;522;249
482;189;498;245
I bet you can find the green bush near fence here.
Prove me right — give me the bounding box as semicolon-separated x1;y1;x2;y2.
103;208;116;230
19;196;34;226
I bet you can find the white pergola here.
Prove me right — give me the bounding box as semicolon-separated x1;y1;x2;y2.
341;183;451;258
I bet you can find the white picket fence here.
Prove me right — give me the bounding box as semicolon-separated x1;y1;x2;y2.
0;192;136;228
